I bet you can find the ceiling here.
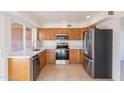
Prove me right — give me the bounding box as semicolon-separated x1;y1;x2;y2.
25;11;100;24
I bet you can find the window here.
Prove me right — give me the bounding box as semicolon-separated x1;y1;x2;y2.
11;23;23;51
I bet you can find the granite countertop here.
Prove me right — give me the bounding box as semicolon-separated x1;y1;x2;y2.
8;48;46;58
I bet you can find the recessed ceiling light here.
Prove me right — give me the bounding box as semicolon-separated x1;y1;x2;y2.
62;21;66;23
86;16;91;19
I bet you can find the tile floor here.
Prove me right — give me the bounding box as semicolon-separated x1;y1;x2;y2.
37;64;112;81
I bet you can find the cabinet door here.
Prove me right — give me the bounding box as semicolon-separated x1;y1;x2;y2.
39;50;46;68
8;58;31;81
46;49;55;64
69;49;81;64
38;29;51;40
42;50;46;65
50;29;56;40
55;28;62;34
80;49;84;64
69;28;81;40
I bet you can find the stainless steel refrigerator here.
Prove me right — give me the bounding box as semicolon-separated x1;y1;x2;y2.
83;28;112;78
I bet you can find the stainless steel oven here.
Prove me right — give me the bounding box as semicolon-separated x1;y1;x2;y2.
56;43;69;64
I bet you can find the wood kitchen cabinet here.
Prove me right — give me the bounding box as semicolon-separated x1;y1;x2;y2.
39;50;47;68
69;49;83;64
8;58;32;81
68;28;81;40
38;28;82;40
38;28;55;40
80;49;84;64
55;28;68;34
38;26;95;40
46;49;55;64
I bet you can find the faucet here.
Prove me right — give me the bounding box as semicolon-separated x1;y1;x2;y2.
32;40;36;50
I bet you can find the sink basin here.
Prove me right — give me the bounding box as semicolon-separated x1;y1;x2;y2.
32;49;41;51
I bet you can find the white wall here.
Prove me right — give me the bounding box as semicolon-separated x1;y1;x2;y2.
0;14;11;80
5;11;40;28
40;40;83;49
40;22;87;28
120;17;124;60
96;18;121;81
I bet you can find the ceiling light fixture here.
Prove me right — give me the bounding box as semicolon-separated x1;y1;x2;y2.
86;16;91;19
62;21;66;23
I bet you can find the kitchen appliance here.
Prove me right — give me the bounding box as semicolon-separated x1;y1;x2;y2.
56;43;69;64
82;28;112;78
31;55;40;81
56;34;69;40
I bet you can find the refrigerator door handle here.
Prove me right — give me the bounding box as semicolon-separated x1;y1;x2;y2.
84;55;93;62
87;61;92;72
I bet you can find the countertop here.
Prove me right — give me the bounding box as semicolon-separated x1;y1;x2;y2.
8;48;46;58
8;47;83;59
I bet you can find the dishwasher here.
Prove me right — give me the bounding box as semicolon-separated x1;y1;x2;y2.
31;55;40;81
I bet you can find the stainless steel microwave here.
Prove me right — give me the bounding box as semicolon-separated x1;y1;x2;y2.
56;34;69;40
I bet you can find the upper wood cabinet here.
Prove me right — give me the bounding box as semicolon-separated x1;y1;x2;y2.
68;28;81;40
38;28;55;40
38;28;89;40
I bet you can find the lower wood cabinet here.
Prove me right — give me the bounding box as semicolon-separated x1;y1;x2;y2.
80;49;84;64
39;50;46;68
8;58;32;81
46;49;55;64
69;49;83;64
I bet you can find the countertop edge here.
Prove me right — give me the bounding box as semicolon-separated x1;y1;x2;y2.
8;48;46;59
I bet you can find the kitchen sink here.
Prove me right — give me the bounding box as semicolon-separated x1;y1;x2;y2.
32;49;41;51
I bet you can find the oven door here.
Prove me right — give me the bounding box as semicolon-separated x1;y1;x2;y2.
56;49;69;64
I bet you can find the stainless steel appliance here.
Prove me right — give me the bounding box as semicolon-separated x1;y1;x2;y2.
56;43;69;64
82;28;112;78
31;55;40;81
56;34;68;40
